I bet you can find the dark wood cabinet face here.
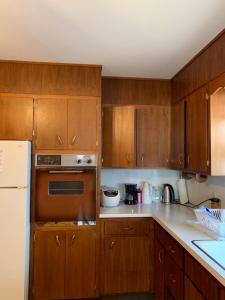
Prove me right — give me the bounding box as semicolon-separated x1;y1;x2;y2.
186;86;209;173
102;106;135;168
0;95;33;141
65;230;97;298
136;106;170;168
102;236;151;294
171;100;185;170
154;239;165;300
33;231;66;299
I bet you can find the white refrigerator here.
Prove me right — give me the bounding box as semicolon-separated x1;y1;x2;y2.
0;141;31;300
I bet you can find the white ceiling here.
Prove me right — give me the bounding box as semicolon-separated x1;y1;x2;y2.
0;0;225;78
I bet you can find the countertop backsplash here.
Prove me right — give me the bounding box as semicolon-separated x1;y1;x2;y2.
101;169;180;201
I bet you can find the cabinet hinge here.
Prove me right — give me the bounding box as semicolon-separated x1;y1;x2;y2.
205;92;209;101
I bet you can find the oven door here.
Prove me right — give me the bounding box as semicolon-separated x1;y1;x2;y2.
36;169;96;221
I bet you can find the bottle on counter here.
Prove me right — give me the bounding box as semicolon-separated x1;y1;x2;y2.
136;189;142;204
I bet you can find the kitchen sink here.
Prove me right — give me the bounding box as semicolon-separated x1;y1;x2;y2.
192;240;225;271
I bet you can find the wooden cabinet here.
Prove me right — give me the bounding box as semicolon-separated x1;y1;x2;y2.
34;97;99;151
68;98;98;150
102;105;170;168
0;95;33;141
154;239;165;300
33;228;98;299
101;219;153;295
171;100;185;170
102;106;135;168
33;230;66;299
184;276;205;300
34;97;68;149
186;86;209;173
136;106;170;168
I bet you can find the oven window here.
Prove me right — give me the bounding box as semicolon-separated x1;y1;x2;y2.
48;181;84;195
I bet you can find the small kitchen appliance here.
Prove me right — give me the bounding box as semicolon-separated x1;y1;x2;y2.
162;184;175;204
125;184;137;205
101;188;120;207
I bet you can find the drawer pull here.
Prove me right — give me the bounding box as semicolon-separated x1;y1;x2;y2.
169;273;176;284
57;135;63;145
121;227;134;231
71;234;76;245
110;241;116;248
55;235;61;247
158;250;163;263
169;246;176;254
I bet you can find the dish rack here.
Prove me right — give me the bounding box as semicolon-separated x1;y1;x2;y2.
194;208;225;237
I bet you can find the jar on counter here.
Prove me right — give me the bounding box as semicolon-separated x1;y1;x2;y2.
210;198;221;209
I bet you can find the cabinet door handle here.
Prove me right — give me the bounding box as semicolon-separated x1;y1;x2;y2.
55;235;61;247
158;250;163;263
110;241;116;249
71;135;77;145
57;135;63;145
141;154;144;162
169;273;176;284
169;246;176;254
71;234;76;245
121;226;133;231
187;155;190;166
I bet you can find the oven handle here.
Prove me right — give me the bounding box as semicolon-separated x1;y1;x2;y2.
48;170;84;174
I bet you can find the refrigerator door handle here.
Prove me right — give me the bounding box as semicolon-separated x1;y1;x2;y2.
0;186;28;189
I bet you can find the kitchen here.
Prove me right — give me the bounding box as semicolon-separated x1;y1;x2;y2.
0;1;225;300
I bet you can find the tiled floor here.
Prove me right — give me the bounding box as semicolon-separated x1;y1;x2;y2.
100;294;154;300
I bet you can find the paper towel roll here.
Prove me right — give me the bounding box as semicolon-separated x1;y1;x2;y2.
177;178;189;204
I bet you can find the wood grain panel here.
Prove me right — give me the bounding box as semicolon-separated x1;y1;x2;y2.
41;64;101;96
136;106;170;168
186;86;209;173
171;100;185;170
102;77;171;105
33;230;66;299
68;97;98;150
34;97;68;149
185;252;219;300
184;276;205;300
0;95;33;140
0;62;42;94
65;230;97;298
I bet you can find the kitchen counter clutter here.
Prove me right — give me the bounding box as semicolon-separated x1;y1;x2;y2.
100;202;225;287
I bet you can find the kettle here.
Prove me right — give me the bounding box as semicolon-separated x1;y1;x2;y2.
162;184;175;204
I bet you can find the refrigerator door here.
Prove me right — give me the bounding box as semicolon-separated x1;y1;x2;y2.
0;141;31;187
0;188;30;300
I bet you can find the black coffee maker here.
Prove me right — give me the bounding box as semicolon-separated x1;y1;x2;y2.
125;184;137;205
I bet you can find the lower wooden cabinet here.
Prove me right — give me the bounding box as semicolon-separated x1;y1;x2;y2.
154;239;165;300
32;228;98;299
184;276;205;300
101;219;153;295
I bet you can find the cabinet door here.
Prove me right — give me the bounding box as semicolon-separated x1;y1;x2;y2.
184;276;205;300
136;106;170;168
68;97;98;150
65;230;97;298
103;236;151;294
0;95;33;140
171;100;185;170
34;98;68;149
102;106;135;168
154;240;165;300
33;231;66;299
186;86;209;173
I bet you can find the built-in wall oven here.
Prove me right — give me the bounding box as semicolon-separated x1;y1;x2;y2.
35;154;97;222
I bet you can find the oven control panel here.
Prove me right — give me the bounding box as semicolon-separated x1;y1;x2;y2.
35;154;97;167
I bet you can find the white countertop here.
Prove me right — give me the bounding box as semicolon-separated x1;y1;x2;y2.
100;203;225;286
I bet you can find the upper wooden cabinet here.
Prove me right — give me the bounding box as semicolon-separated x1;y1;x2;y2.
136;106;170;168
0;95;33;141
34;97;99;151
186;86;209;174
171;100;185;170
102;106;135;168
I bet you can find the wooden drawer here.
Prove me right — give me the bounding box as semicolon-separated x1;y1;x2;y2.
185;252;219;300
103;219;152;236
155;222;183;268
165;253;183;300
